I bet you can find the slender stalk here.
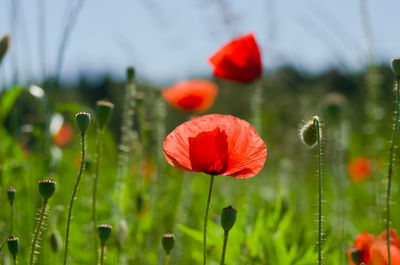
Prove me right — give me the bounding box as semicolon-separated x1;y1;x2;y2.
63;133;86;265
10;204;14;234
29;199;48;265
164;254;170;265
13;256;17;265
92;129;104;264
315;118;322;265
220;231;229;265
99;245;105;265
203;175;215;265
386;78;400;265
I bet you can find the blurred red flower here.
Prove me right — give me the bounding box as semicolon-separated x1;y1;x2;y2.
347;156;372;183
348;232;375;265
163;114;267;178
162;79;218;113
54;123;74;147
208;33;262;83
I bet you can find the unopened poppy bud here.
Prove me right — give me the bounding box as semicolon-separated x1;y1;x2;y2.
350;248;361;265
7;235;19;257
75;112;91;135
97;223;112;245
7;186;16;206
95;100;114;129
162;233;175;254
0;34;10;62
221;206;237;232
300;116;321;148
127;66;135;82
392;58;400;77
39;178;56;200
49;229;63;252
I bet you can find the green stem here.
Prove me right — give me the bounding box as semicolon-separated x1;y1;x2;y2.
93;129;104;264
386;78;400;265
63;133;86;265
13;256;17;265
203;175;215;265
10;204;14;234
220;231;229;265
315;117;322;265
100;245;105;265
164;254;170;265
29;199;48;265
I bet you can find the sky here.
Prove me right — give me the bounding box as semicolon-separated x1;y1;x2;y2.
0;0;399;86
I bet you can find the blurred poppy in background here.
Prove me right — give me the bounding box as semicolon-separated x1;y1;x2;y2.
162;79;218;113
208;33;262;83
54;123;74;147
163;114;267;178
347;156;372;183
348;232;375;265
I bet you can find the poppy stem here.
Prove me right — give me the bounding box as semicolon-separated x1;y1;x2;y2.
203;175;215;265
29;199;48;265
99;244;105;265
63;133;86;265
220;231;229;265
314;117;323;265
164;254;170;265
92;128;104;264
386;77;400;265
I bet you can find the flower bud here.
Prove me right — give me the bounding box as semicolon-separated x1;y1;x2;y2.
221;206;237;232
49;229;63;252
392;58;400;77
162;233;175;254
7;235;19;257
39;178;56;200
75;112;91;135
97;223;112;245
6;186;16;206
349;248;361;265
95;100;114;129
0;34;10;62
127;66;135;82
300;116;321;148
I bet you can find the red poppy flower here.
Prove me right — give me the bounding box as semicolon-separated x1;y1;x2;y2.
163;114;267;178
347;156;372;183
162;79;218;113
348;232;375;265
370;230;400;265
208;33;262;83
54;123;74;147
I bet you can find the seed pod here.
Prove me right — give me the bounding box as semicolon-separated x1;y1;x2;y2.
49;229;63;252
6;186;16;206
39;178;56;200
75;112;91;135
97;223;112;245
127;66;135;82
162;233;175;254
0;34;10;62
221;206;237;232
95;100;114;129
392;58;400;77
7;235;19;257
299;116;321;148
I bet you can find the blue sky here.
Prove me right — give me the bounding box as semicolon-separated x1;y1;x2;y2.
0;0;399;85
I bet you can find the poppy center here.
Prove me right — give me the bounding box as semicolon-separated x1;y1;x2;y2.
188;128;229;175
177;95;204;110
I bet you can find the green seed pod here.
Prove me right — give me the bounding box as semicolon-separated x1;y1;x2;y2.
350;248;361;265
39;178;56;200
392;58;400;77
162;233;175;254
49;229;63;252
221;206;237;232
127;66;135;82
95;100;114;129
6;186;16;206
7;235;19;257
75;112;91;135
97;223;112;245
299;116;321;148
0;34;10;62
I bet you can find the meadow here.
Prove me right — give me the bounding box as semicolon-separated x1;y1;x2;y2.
0;9;400;265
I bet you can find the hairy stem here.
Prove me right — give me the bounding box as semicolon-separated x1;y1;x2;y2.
220;231;229;265
164;253;170;265
386;78;400;265
315;118;323;265
99;245;105;265
203;175;215;265
92;129;104;264
29;199;48;265
63;133;86;265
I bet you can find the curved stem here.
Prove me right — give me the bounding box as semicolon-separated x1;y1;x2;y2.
315;118;322;265
99;245;105;265
63;133;86;265
92;129;104;264
29;199;48;265
386;78;400;265
220;231;229;265
203;175;215;265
